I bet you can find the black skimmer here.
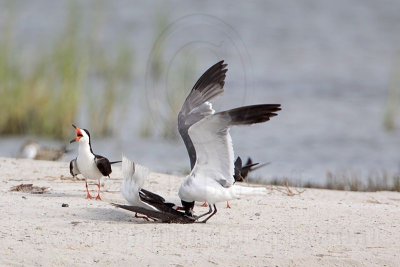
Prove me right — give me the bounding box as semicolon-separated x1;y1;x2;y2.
69;124;120;200
19;140;68;161
233;156;270;183
113;156;195;223
178;104;281;222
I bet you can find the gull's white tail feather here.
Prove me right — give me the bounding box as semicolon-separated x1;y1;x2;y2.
231;184;267;198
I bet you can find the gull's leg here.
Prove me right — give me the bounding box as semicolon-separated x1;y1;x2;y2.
95;180;102;201
195;204;213;221
85;180;93;199
226;201;231;209
201;202;209;207
200;204;218;223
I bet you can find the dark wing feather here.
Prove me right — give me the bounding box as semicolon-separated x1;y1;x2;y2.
240;158;259;179
69;158;80;177
69;160;74;176
111;203;195;224
139;189;181;215
233;157;244;182
220;104;281;126
179;60;227;116
139;188;166;203
94;155;112;176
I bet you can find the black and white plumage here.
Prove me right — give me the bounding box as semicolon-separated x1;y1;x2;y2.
178;103;281;222
120;156;154;210
113;156;195;223
69;124;120;200
233;157;270;183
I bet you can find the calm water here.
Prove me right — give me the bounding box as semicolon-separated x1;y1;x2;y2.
1;0;400;184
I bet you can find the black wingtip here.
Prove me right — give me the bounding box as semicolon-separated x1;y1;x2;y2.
192;60;228;92
223;104;282;126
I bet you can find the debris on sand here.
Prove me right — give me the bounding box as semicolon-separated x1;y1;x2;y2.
10;184;50;194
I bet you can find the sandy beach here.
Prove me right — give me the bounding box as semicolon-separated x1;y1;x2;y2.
0;157;399;266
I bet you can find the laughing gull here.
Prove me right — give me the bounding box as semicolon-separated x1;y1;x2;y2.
178;104;281;222
113;156;196;223
69;124;121;200
178;60;226;208
178;60;272;209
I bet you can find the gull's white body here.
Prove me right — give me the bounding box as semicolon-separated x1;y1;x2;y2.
179;174;266;204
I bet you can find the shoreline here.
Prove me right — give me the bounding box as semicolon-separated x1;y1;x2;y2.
0;157;399;266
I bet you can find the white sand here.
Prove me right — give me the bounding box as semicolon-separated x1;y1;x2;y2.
0;157;399;266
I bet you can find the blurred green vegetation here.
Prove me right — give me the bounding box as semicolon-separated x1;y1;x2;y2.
0;3;133;139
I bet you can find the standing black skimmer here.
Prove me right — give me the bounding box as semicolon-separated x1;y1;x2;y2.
69;124;120;200
178;104;281;222
113;156;195;223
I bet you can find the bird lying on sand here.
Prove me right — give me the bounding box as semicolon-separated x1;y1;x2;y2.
69;124;121;200
113;156;196;223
